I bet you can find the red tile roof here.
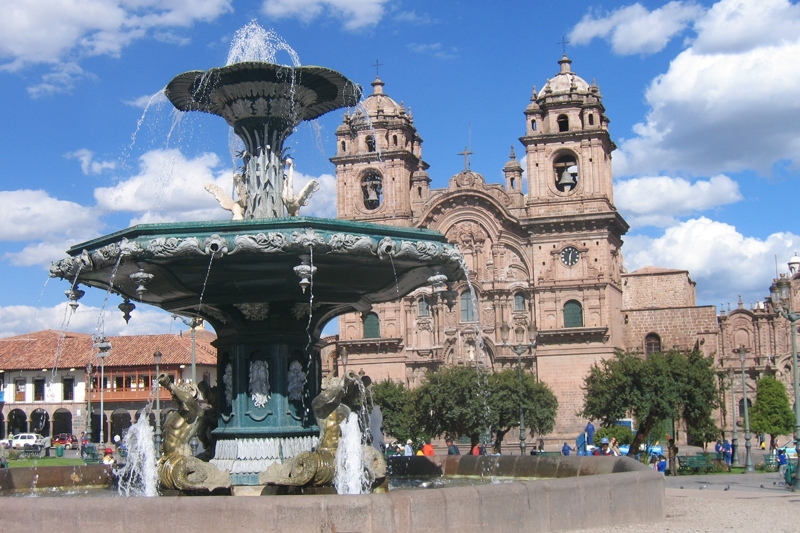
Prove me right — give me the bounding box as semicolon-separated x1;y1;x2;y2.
0;329;217;371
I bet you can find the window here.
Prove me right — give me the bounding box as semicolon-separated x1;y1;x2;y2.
460;291;475;322
588;114;594;126
33;378;45;402
418;298;430;317
361;173;382;210
557;114;569;132
365;135;376;152
563;300;583;328
392;134;398;146
514;293;526;312
645;333;661;356
554;154;579;192
62;377;74;401
531;119;537;131
363;313;380;339
15;379;25;402
340;141;346;151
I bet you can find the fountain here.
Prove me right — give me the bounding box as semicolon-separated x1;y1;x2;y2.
1;23;665;533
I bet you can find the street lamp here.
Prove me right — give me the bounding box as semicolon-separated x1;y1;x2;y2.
500;321;538;455
92;335;112;446
771;272;800;489
727;368;740;467
86;361;92;442
173;315;200;383
153;350;162;458
734;344;755;473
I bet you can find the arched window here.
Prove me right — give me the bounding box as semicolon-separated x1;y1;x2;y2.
588;114;594;126
460;291;475;322
392;134;398;146
557;114;569;132
563;300;583;328
341;141;346;151
554;153;579;192
363;313;380;339
737;398;752;418
514;292;526;312
645;333;661;356
365;135;376;152
361;173;382;210
418;298;430;317
531;119;537;131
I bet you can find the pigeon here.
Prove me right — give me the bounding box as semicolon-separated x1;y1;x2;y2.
680;486;684;489
773;482;777;485
699;484;708;490
724;485;730;491
760;484;765;488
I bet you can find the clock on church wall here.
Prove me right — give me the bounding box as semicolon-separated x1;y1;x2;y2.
560;246;579;266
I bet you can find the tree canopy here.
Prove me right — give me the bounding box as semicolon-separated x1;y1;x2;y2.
581;348;719;456
369;379;417;443
749;376;795;440
488;368;558;452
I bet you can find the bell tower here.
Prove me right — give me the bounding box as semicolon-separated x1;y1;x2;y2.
330;77;427;226
520;55;616;217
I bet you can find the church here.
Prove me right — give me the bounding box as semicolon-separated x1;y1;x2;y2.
326;55;731;442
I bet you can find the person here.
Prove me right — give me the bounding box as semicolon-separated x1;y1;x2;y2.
585;420;596;446
471;443;482;455
714;439;723;461
415;449;425;456
656;454;667;475
102;448;116;466
666;436;679;476
80;431;88;458
422;439;435;456
561;442;573;456
778;448;789;478
537;439;545;453
723;438;732;470
609;437;621;457
404;439;414;456
592;437;613;456
446;438;460;455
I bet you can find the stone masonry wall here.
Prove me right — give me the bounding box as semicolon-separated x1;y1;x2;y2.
622;270;695;309
622;306;719;355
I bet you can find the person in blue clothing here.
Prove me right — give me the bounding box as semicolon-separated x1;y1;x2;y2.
723;438;732;470
585;420;595;446
656;455;667;475
562;442;574;456
778;448;789;478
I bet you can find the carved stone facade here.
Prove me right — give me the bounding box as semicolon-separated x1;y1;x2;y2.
328;57;799;444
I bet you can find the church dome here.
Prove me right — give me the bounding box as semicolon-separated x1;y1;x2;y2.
538;55;591;97
361;76;405;116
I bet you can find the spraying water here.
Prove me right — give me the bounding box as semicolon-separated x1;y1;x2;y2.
226;21;301;66
334;412;367;495
116;411;159;497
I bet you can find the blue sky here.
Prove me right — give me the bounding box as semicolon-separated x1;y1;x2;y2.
0;0;798;338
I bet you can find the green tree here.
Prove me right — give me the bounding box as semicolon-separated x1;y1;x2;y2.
487;369;558;453
594;425;634;446
370;379;417;442
581;348;719;457
750;376;795;445
413;365;492;447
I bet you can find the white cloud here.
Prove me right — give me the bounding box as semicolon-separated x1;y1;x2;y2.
261;0;387;30
407;43;458;60
615;174;742;227
0;302;176;339
0;0;232;93
624;217;799;304
123;91;168;109
65;149;116;175
607;0;800;176
0;190;100;242
293;172;337;218
569;1;703;55
94;148;232;223
27;62;96;98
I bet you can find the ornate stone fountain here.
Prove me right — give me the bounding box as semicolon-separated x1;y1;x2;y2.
50;60;464;491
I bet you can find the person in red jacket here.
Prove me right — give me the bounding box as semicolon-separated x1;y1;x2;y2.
422;439;435;456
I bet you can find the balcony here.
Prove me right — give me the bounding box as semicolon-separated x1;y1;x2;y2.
90;388;171;403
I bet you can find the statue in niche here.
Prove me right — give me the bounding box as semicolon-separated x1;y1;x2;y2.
249;360;270;408
258;371;386;491
466;343;476;361
156;373;231;492
287;360;307;402
222;363;233;407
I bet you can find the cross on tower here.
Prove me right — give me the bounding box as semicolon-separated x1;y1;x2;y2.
371;59;384;77
458;146;473;170
557;36;571;55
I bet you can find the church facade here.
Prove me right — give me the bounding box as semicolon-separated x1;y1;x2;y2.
326;56;798;444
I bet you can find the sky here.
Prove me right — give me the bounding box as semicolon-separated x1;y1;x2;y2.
0;0;798;339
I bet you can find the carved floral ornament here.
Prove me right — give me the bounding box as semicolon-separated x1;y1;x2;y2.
49;230;464;280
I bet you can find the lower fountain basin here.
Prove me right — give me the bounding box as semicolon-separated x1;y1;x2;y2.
0;456;664;532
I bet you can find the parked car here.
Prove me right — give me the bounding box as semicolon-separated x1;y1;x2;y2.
11;433;50;449
0;436;14;448
52;434;78;449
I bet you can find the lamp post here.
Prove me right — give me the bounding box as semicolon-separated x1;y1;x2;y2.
500;321;538;455
86;361;92;442
734;344;756;473
92;335;112;446
727;368;740;467
153;350;162;458
771;271;800;489
173;316;200;383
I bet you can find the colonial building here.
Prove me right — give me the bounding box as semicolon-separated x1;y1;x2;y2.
328;56;800;444
0;327;217;444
